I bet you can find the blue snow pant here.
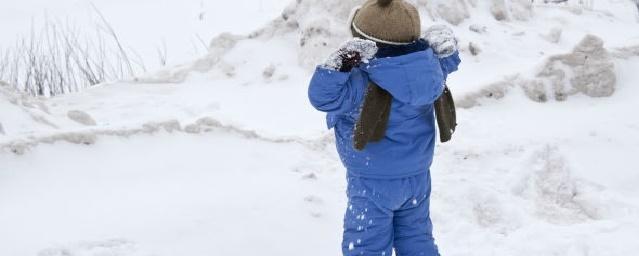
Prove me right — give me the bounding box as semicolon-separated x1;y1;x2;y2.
342;171;439;256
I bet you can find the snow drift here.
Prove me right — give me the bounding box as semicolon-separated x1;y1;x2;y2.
2;0;639;255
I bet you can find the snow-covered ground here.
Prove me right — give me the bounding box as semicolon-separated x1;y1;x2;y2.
2;0;639;255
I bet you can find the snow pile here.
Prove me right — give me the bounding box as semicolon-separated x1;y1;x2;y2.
515;146;602;223
524;35;616;102
231;0;364;70
458;34;619;106
0;83;59;136
152;0;639;97
416;0;535;24
2;0;639;256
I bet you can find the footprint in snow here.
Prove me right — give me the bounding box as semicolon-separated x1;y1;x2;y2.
304;195;324;204
67;110;97;126
301;172;318;180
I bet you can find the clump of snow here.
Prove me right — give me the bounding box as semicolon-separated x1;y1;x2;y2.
421;0;471;25
490;0;509;21
38;239;137;256
0;83;63;136
262;64;277;79
209;32;245;52
468;24;488;34
456;77;516;108
469;189;522;234
531;34;616;101
541;27;563;44
141;120;182;134
0;123;4;135
276;0;360;68
460;34;617;106
612;44;639;59
508;0;533;21
513;146;600;224
184;117;223;134
422;0;532;25
468;41;482;56
136;32;247;84
1;83;49;113
67;110;97;126
520;79;549;103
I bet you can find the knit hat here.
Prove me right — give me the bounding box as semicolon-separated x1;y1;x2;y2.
350;0;421;45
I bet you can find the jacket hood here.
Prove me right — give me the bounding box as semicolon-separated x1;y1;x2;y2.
360;48;445;106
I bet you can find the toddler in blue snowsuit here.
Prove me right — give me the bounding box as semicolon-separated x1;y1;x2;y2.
308;0;461;255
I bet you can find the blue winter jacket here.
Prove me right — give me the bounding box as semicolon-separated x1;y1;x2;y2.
308;40;461;178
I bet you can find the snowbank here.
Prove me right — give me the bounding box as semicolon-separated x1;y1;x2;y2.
2;0;639;255
527;34;616;101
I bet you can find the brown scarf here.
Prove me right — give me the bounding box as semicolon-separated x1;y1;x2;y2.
350;28;395;151
353;82;392;151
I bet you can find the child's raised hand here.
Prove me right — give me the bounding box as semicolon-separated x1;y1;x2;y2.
424;25;458;58
322;38;378;72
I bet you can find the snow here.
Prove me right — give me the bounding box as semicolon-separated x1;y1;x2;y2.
0;0;292;70
2;0;639;255
0;131;344;256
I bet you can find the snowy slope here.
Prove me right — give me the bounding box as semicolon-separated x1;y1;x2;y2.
2;0;639;255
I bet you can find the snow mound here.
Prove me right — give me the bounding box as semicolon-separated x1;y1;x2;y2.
458;35;619;107
136;0;638;101
2;1;639;255
514;146;599;224
421;0;471;25
526;34;616;102
0;83;59;136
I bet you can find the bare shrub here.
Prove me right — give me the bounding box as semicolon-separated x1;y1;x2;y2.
0;7;146;97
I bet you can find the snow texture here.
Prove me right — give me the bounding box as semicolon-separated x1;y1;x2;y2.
490;0;509;21
542;27;563;44
2;0;639;256
38;239;139;256
468;41;482;56
421;0;471;25
529;34;616;101
67;110;97;126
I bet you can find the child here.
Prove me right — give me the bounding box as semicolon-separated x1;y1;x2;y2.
308;0;461;255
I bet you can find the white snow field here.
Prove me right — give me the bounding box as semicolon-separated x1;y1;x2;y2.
2;0;639;255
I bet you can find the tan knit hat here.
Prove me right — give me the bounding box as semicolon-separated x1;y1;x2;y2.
350;0;421;45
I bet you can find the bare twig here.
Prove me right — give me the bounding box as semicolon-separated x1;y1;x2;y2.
0;9;146;97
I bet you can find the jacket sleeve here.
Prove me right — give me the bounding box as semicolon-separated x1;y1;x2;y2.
439;51;461;80
308;66;367;115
